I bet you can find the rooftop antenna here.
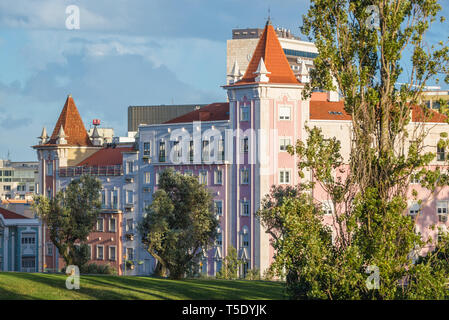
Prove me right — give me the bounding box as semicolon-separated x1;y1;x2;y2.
266;7;272;25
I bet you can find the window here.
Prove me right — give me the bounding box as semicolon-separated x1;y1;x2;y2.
218;139;225;161
202;140;210;162
437;145;445;161
21;233;36;245
214;201;223;216
112;190;118;209
189;141;194;162
109;246;116;261
127;248;134;261
46;243;53;256
126;219;134;232
184;170;193;177
127;190;133;204
437;201;448;214
101;190;106;208
279;106;291;120
409;203;420;216
173;141;182;162
279;138;291;152
279;170;291;184
47;162;53;176
21;257;35;271
241;200;250;216
322;201;334;215
144;171;151;184
214;170;223;185
96;246;104;260
127;161;133;174
3;185;11;191
17;184;26;192
155;172;160;185
143;142;151;156
29;186;35;192
240;168;249;184
159;141;166;162
410;173;420;184
240;106;249;121
433;101;441;110
109;218;116;233
216;259;222;274
97;218;104;232
240;137;249;153
241;227;249;247
216;230;222;246
199;171;208;185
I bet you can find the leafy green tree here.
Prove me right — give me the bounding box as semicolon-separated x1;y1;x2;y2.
216;245;241;280
258;0;449;299
33;174;102;268
138;168;218;280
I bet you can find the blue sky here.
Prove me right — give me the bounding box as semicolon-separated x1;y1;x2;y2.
0;0;448;161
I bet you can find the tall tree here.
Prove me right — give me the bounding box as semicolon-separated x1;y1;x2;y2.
139;168;218;279
259;0;449;299
34;174;102;268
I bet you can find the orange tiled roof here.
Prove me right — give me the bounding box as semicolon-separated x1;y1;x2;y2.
77;147;135;167
0;207;29;219
237;21;300;85
164;102;229;123
310;100;448;123
310;100;352;120
47;95;93;146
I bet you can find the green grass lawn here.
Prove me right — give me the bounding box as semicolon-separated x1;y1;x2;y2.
0;272;286;300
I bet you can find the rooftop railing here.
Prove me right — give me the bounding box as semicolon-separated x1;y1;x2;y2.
59;165;123;177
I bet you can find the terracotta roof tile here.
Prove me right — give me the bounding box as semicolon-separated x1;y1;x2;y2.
0;207;29;219
310;100;448;123
47;95;93;146
77;147;135;167
237;22;300;85
164;102;229;123
310;100;352;120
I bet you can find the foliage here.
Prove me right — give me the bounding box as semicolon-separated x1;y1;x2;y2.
258;0;449;299
33;174;102;267
216;245;241;280
138;168;218;280
245;269;261;281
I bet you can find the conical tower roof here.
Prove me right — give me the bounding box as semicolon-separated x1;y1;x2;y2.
238;21;299;85
47;95;93;146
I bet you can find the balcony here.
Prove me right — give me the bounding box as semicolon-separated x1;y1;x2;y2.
59;165;123;177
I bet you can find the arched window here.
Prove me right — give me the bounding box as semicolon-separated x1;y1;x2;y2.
241;226;249;247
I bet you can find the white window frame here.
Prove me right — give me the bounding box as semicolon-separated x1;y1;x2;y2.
240;200;250;216
199;170;208;185
240;168;249;184
279;137;292;152
409;202;420;216
214;200;223;216
214;170;223;185
279;106;291;120
437;201;448;215
109;246;117;261
279;169;291;184
97;218;104;232
322;201;334;215
144;172;151;184
96;245;104;260
109;217;116;233
240;106;250;122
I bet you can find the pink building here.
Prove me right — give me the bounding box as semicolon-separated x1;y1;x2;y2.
32;19;448;277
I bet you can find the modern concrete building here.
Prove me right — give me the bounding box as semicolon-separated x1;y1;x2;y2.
227;26;318;84
128;104;208;132
0;160;38;201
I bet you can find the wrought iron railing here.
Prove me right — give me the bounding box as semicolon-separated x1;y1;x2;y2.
58;165;123;177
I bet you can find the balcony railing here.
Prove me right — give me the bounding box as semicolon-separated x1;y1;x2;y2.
59;165;123;177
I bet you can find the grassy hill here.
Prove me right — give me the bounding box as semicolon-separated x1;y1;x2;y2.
0;272;286;300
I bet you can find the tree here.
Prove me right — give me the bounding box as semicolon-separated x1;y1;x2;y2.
33;174;102;268
216;245;241;280
138;168;218;279
258;0;449;299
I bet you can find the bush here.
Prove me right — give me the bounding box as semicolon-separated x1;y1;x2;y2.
81;263;116;275
244;269;261;280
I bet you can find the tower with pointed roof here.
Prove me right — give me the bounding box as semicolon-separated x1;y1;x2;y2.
32;95;103;273
223;20;307;275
